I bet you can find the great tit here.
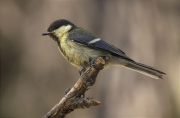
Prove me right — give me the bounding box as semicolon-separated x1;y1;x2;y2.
42;19;165;79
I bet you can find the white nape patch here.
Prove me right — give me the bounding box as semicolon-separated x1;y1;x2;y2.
88;38;101;44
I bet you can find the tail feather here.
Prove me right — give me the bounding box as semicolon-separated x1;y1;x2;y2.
124;61;165;79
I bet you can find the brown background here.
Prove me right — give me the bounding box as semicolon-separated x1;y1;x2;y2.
0;0;180;118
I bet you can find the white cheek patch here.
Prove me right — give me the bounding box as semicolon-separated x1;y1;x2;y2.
88;38;101;44
64;25;72;32
54;25;72;38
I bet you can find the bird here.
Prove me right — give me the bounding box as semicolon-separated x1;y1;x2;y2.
42;19;165;79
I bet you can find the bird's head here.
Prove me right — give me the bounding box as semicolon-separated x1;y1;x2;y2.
42;19;76;43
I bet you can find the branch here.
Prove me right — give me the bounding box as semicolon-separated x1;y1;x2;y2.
43;57;106;118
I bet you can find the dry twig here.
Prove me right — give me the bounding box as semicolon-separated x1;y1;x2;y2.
43;57;106;118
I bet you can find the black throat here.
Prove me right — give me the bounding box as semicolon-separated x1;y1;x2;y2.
49;34;60;46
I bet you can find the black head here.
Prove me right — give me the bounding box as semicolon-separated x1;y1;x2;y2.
42;19;76;45
47;19;76;32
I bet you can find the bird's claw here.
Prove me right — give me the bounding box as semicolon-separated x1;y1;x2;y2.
90;56;108;69
78;68;86;75
90;58;97;69
103;56;109;62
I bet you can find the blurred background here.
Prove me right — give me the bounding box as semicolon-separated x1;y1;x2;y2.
0;0;180;118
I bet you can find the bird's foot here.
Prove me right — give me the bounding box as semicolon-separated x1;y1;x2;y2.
78;67;86;76
102;56;109;62
90;56;109;69
90;58;97;68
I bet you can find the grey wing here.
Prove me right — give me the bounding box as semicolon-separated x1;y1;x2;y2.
91;40;134;61
68;29;134;61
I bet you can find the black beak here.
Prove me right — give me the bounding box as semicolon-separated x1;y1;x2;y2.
42;31;51;36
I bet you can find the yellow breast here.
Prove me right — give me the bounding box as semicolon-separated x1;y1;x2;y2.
57;31;112;68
